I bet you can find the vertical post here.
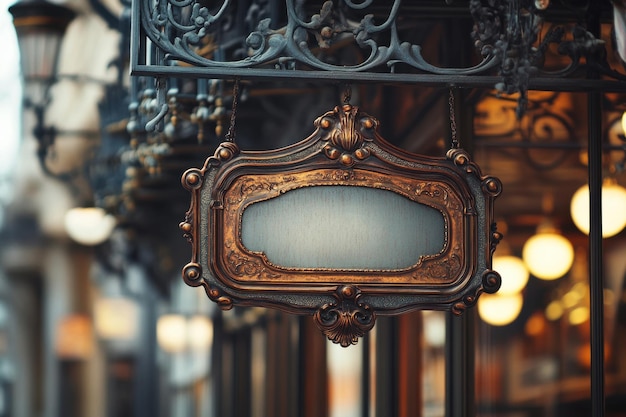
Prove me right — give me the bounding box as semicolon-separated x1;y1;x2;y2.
445;85;475;417
445;312;475;417
133;283;158;417
588;89;605;417
361;333;370;417
375;317;397;417
587;2;605;416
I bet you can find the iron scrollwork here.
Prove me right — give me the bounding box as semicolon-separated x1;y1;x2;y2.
133;0;624;103
135;0;502;76
180;104;502;345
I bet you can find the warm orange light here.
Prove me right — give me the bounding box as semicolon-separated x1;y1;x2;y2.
188;315;213;350
156;314;214;353
523;228;574;280
568;306;590;326
570;180;626;238
545;300;564;321
493;255;529;295
94;297;139;341
157;314;187;353
64;207;116;245
524;312;547;337
478;293;523;326
56;314;93;359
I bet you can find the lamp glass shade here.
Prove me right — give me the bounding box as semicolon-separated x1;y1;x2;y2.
64;207;116;246
522;232;574;280
570;181;626;238
478;293;523;326
157;314;187;353
492;255;529;295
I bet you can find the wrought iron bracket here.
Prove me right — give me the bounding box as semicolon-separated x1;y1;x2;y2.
131;0;626;94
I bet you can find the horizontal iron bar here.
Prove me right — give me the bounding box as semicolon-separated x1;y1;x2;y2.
131;64;626;92
475;141;626;150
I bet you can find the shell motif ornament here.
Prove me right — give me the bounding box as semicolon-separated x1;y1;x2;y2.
318;104;375;166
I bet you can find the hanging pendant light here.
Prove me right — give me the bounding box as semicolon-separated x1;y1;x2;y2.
156;314;214;353
64;207;116;246
493;255;529;294
480;240;528;325
522;219;574;280
478;292;524;326
570;178;626;238
492;228;529;294
94;296;139;343
157;314;187;353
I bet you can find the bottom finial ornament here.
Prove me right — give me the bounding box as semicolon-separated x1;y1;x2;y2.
313;286;376;347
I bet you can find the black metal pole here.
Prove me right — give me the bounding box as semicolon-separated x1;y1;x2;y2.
588;89;605;417
132;282;159;417
587;2;605;414
445;310;475;417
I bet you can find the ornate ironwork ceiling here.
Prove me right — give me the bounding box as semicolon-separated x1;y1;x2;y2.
132;0;626;93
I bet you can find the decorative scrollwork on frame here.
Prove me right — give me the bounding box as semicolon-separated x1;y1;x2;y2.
413;252;462;282
181;168;204;190
225;243;282;280
310;169;362;182
314;286;376;347
447;149;503;200
182;262;202;285
482;269;502;294
482;177;503;197
185;263;235;310
411;182;463;212
206;285;234;310
179;213;194;244
451;269;501;315
490;223;504;258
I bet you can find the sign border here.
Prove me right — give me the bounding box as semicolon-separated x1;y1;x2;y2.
180;104;503;346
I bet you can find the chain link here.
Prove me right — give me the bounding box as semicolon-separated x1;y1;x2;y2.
448;88;459;149
225;78;240;143
343;84;352;104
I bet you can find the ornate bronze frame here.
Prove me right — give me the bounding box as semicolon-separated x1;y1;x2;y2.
180;104;502;346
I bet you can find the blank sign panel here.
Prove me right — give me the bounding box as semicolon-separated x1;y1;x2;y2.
241;186;446;270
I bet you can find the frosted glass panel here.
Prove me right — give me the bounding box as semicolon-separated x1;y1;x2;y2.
241;186;445;269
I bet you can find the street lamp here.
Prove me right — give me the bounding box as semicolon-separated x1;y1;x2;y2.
10;0;119;243
156;314;213;353
9;0;75;103
8;0;95;179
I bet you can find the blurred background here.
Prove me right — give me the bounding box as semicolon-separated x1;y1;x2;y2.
0;0;626;416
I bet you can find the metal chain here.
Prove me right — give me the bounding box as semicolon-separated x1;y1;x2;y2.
343;84;352;104
448;87;459;149
225;78;240;143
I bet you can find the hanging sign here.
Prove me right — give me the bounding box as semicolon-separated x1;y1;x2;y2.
180;104;502;346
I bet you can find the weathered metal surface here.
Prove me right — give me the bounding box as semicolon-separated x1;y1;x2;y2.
180;104;502;345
